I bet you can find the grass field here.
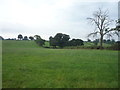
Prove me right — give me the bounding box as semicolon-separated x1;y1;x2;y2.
2;40;118;88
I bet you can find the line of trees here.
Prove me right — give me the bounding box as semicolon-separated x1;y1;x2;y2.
18;34;34;40
87;38;116;46
17;34;45;46
17;33;84;48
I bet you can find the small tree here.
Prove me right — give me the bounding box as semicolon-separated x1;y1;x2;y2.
87;8;119;49
18;34;23;40
34;35;45;47
29;36;34;40
23;36;28;40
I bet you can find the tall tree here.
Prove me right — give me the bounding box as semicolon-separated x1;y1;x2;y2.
18;34;23;40
87;8;119;49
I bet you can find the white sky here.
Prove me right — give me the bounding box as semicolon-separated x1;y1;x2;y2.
0;0;119;40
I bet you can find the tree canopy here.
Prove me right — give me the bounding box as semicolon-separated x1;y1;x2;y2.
23;36;28;40
18;34;23;40
49;33;70;48
49;33;84;48
29;36;34;40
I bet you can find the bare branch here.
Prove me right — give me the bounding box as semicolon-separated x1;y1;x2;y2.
87;17;101;30
106;33;113;38
113;31;120;37
87;8;116;48
103;28;119;36
87;31;99;37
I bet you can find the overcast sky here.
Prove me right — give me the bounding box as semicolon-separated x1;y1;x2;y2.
0;0;119;40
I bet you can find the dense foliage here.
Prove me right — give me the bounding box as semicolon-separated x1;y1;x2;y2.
49;33;84;48
68;39;84;46
49;33;70;48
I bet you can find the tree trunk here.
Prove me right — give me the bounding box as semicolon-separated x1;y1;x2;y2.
100;35;103;49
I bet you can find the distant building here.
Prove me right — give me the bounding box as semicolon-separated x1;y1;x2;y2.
0;36;4;40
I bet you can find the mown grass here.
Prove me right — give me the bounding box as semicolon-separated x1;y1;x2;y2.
2;40;118;88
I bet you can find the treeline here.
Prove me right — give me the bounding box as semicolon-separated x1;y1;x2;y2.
87;39;116;45
34;33;84;48
18;34;34;40
1;33;84;48
1;33;120;50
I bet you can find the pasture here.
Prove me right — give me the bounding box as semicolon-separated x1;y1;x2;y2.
2;40;118;88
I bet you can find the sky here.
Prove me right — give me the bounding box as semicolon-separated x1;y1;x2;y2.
0;0;119;41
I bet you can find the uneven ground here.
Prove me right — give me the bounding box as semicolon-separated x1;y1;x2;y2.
2;40;118;88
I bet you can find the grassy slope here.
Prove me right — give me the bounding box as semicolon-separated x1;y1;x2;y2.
2;40;118;88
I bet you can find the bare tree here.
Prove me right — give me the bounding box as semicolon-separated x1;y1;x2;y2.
87;8;119;49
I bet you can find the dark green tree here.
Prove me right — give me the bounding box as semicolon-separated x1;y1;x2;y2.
54;33;70;48
49;33;70;48
29;36;34;40
18;34;23;40
49;36;57;48
23;36;28;40
69;39;84;46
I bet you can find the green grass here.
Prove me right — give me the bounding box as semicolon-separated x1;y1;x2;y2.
2;40;118;88
84;42;112;47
